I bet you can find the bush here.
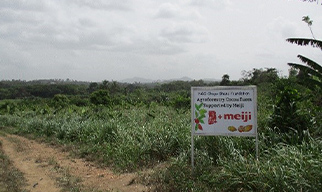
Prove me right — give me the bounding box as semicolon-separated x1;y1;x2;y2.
89;90;111;106
0;101;17;115
270;85;313;144
52;94;70;108
172;94;190;110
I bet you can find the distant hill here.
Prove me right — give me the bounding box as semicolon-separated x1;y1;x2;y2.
202;78;221;83
120;76;219;84
120;77;156;84
1;77;220;85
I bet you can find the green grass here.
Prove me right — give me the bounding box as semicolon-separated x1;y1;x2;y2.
0;97;321;191
145;139;322;192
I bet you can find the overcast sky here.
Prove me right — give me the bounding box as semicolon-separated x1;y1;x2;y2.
1;0;321;82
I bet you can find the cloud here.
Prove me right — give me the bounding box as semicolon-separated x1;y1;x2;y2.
154;2;202;20
160;22;209;44
0;0;321;81
190;0;231;10
0;0;46;12
0;0;205;54
68;0;133;11
0;3;105;50
155;3;180;19
106;34;186;55
266;17;299;39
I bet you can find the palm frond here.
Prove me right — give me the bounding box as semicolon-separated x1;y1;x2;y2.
288;63;322;90
297;55;322;74
286;38;322;51
300;78;322;90
288;63;322;79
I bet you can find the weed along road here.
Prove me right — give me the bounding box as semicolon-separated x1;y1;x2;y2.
0;133;150;192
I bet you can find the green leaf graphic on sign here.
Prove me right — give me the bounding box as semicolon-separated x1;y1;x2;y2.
198;114;205;119
194;102;207;131
199;109;207;115
195;103;200;110
198;103;203;109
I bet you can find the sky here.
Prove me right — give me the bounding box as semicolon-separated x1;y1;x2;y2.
1;0;322;82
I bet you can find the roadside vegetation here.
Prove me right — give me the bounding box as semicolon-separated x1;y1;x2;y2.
1;65;321;191
0;25;321;190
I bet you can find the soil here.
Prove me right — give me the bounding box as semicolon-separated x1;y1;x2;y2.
0;133;151;192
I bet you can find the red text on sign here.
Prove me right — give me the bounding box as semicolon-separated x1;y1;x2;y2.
223;112;251;122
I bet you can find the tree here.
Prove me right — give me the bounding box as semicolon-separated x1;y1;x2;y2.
302;15;315;39
241;68;279;85
52;94;70;108
220;74;230;85
90;89;111;106
88;82;98;93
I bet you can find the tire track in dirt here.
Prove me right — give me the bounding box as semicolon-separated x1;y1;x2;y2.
0;134;61;192
0;134;150;192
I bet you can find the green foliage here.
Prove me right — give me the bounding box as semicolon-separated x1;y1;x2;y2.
150;139;322;192
242;68;279;85
68;95;89;107
103;107;190;171
87;82;99;93
0;101;17;115
0;71;321;191
287;38;322;92
212;141;322;191
220;74;230;86
52;94;70;108
89;90;111;106
271;87;303;131
268;79;314;144
283;22;322;141
172;93;190;110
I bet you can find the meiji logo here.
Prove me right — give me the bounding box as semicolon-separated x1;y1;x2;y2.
222;112;251;122
209;111;252;124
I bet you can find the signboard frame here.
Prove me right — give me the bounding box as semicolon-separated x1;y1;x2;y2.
191;86;258;169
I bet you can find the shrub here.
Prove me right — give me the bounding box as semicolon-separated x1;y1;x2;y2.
52;94;70;108
270;85;313;144
89;90;111;106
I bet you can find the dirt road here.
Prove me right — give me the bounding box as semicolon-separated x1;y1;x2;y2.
0;133;150;192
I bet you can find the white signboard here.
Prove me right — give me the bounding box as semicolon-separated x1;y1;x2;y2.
191;86;258;169
191;86;257;136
